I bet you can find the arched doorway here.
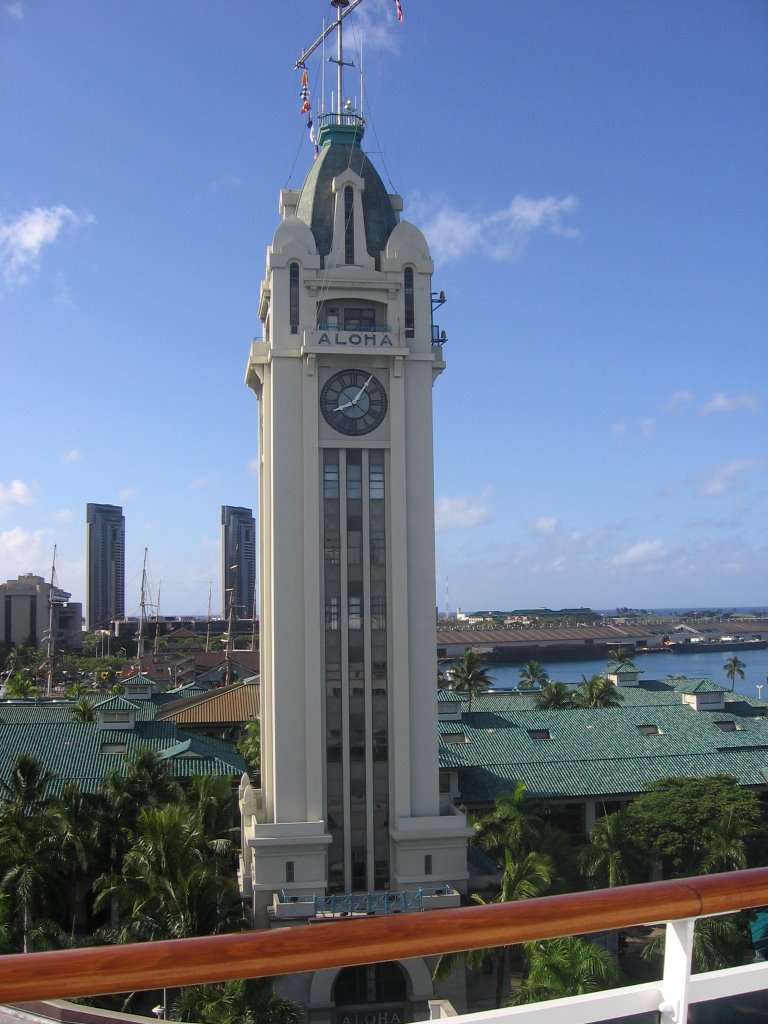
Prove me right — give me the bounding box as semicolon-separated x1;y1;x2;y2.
333;962;408;1024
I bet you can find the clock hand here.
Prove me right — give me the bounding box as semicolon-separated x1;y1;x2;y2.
333;399;354;412
351;375;373;405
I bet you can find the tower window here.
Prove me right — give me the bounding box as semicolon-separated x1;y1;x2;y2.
289;262;299;334
369;457;385;500
371;595;387;630
285;860;295;883
404;266;415;338
348;596;362;630
323;458;339;499
326;596;339;631
344;186;354;264
424;854;433;876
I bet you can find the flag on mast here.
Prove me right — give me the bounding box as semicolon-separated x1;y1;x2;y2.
393;0;404;23
299;68;311;114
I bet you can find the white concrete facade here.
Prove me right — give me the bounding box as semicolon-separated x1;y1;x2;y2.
242;120;469;925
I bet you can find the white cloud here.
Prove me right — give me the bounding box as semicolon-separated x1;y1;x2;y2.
611;540;668;567
248;458;259;476
349;0;403;54
639;418;655;439
0;527;47;576
6;2;23;20
436;492;490;531
60;448;81;465
417;193;579;264
0;205;93;288
611;422;627;436
0;479;35;513
700;392;759;415
533;516;558;535
210;174;241;192
698;458;767;498
118;487;135;501
187;477;212;492
665;390;693;411
52;508;73;523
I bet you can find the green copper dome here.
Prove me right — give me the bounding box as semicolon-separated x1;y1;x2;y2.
296;123;397;261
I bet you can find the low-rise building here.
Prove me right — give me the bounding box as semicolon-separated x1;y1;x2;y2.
0;573;82;651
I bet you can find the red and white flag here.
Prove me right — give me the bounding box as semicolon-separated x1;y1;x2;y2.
299;69;311;114
393;0;404;23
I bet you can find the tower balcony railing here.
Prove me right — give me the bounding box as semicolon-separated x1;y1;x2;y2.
318;111;365;132
1;869;768;1024
275;883;457;919
316;322;392;333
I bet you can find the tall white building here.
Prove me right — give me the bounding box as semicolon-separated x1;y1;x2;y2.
240;23;469;940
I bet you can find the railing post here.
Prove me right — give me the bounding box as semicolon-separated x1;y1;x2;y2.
659;917;695;1024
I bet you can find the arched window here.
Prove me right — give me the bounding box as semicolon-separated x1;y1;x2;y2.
289;262;299;334
404;266;414;338
344;186;355;265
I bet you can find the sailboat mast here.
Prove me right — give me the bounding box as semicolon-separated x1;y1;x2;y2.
205;581;212;654
45;544;57;697
137;547;148;662
153;580;161;657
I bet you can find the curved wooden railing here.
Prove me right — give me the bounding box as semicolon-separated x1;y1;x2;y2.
1;868;767;1004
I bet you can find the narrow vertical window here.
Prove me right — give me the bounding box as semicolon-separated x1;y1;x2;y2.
404;266;414;338
344;186;354;265
286;861;295;883
289;262;299;334
424;854;433;876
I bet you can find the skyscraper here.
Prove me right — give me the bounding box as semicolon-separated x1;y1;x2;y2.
221;506;256;619
85;503;125;630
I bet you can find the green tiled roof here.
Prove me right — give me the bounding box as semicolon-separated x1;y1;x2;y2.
440;678;768;804
93;695;141;712
438;688;464;702
670;677;726;694
0;701;247;798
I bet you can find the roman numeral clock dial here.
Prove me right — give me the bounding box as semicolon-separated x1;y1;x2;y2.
320;368;388;436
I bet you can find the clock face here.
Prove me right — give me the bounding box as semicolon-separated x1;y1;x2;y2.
320;368;388;436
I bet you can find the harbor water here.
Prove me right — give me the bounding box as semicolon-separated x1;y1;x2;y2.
486;647;768;698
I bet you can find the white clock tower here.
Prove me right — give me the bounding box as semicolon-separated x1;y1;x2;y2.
240;4;469;932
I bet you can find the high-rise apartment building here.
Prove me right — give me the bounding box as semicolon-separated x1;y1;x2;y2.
85;503;125;630
221;506;256;619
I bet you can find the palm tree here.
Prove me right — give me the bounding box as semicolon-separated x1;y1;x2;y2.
574;674;624;709
171;978;303;1024
471;783;542;863
70;695;96;722
0;753;55;815
513;935;619;1003
534;682;576;709
580;810;642;889
452;649;493;713
698;807;748;874
608;648;634;666
643;914;746;973
2;673;41;699
518;660;549;690
49;781;100;932
0;810;58;952
724;655;746;692
237;720;261;775
433;849;554;1007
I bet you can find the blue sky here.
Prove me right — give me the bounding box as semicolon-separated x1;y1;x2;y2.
1;0;766;617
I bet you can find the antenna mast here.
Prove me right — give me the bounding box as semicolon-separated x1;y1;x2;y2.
153;580;162;657
45;545;57;697
137;547;148;663
205;580;212;654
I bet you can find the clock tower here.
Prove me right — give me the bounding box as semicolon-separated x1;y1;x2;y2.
241;13;469;931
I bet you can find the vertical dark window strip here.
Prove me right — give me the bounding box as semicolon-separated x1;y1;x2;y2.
404;266;414;338
289;262;299;334
344;186;355;265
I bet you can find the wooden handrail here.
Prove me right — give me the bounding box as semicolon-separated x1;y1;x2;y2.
1;868;767;1003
